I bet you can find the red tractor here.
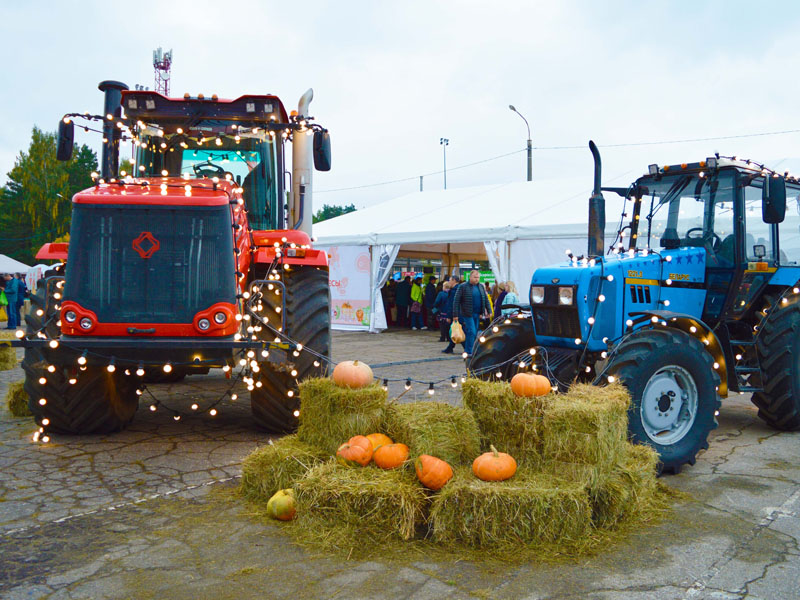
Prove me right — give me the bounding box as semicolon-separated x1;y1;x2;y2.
18;80;332;434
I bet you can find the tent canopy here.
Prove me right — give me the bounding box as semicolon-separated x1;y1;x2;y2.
314;180;626;246
0;254;30;273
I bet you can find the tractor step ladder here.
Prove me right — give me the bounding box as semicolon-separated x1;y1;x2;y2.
729;339;763;394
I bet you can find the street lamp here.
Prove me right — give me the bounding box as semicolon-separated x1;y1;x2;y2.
509;105;532;181
440;138;449;189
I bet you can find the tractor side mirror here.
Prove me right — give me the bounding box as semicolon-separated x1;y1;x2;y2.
763;175;786;224
313;130;331;172
56;119;75;162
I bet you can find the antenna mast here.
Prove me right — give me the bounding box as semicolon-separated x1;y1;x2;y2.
153;47;173;96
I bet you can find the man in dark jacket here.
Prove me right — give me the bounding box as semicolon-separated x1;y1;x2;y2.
4;274;20;329
395;276;411;328
452;270;491;358
423;276;437;329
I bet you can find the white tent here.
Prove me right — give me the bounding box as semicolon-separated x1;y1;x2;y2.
0;254;30;274
314;180;625;332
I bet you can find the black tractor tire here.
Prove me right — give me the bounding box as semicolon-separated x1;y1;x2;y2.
22;281;139;435
604;327;721;474
250;266;330;432
752;296;800;430
467;314;536;380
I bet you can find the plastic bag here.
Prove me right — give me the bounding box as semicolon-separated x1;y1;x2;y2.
0;290;7;306
450;321;465;344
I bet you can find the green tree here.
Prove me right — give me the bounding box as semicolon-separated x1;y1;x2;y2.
312;203;356;224
119;158;134;177
0;127;97;265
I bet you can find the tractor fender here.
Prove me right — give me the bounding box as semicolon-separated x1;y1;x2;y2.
628;310;728;397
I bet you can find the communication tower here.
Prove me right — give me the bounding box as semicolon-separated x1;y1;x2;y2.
153;47;173;96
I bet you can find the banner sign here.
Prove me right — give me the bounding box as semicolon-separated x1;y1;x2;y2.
324;245;372;330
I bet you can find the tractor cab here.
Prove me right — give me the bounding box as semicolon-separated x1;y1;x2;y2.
622;158;800;327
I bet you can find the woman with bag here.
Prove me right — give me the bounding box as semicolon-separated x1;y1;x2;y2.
433;281;451;342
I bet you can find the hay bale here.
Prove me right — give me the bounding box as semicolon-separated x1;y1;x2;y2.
429;467;592;548
296;378;387;454
0;345;17;371
5;380;30;417
461;378;548;464
382;401;481;466
540;383;630;471
240;435;329;502
542;442;659;529
293;460;428;543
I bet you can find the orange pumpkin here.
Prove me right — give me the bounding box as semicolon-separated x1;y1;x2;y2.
510;372;551;397
336;435;373;467
373;443;409;469
472;445;517;481
332;360;374;389
415;454;454;490
366;432;393;451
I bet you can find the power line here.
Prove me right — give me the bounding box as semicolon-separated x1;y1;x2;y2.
316;127;800;195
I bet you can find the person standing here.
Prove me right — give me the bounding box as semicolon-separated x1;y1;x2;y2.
452;270;491;358
4;274;20;329
433;281;451;342
501;281;520;315
395;276;411;328
441;280;458;354
410;277;425;330
16;274;27;326
493;281;508;318
423;276;437;329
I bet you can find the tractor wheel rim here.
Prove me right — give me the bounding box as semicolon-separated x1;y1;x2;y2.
640;364;698;446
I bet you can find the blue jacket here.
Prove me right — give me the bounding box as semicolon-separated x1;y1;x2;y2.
452;282;491;320
4;278;21;301
433;290;449;317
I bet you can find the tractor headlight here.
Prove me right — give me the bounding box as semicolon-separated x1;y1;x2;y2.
214;311;227;324
197;318;211;331
64;311;77;323
79;317;93;330
558;287;574;305
531;286;545;304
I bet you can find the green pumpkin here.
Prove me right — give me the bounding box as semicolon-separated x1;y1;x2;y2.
266;488;296;521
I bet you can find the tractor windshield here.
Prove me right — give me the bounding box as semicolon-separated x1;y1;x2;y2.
132;123;281;230
633;171;736;262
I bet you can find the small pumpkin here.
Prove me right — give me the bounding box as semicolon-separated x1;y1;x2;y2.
366;432;393;451
266;488;296;521
415;454;454;490
510;372;551;397
373;443;410;469
332;360;374;389
472;445;517;482
336;435;373;467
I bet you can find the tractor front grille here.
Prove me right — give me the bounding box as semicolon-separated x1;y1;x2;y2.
65;203;236;325
532;306;581;339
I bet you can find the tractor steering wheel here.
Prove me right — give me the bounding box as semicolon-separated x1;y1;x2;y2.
685;227;722;249
192;161;226;178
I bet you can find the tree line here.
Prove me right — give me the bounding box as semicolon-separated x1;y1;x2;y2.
0;127;96;266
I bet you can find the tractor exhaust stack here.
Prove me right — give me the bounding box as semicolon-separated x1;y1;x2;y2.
98;80;128;180
588;140;605;257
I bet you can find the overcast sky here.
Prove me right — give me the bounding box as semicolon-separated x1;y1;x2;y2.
2;0;800;210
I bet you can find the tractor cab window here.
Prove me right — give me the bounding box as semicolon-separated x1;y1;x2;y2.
641;171;736;265
133;123;280;230
778;185;800;265
743;180;777;263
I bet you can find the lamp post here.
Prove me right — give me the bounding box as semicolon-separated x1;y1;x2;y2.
509;105;532;181
440;137;449;189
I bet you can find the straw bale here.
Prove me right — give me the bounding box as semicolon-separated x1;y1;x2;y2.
0;345;17;371
429;467;592;548
461;378;548;465
540;383;630;471
293;460;428;543
382;401;481;466
296;378;387;454
240;435;329;502
5;380;30;417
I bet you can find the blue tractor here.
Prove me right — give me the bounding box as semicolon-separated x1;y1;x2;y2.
469;142;800;472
